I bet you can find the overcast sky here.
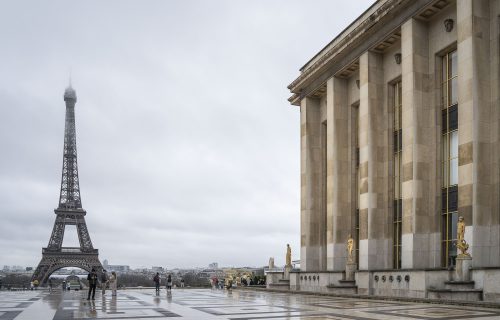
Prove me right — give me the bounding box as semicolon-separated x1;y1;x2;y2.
0;0;375;270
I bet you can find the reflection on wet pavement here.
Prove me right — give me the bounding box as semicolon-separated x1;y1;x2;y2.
2;288;500;319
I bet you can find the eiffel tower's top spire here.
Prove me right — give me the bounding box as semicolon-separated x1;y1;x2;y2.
64;83;77;102
59;84;82;210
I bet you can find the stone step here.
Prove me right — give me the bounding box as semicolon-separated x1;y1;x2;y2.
326;284;357;295
268;283;290;291
427;288;483;302
338;280;356;285
444;281;475;290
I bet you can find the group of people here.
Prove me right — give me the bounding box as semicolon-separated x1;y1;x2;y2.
87;269;117;300
29;279;39;290
153;272;174;295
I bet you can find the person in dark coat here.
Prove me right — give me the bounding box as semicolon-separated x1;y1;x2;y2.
87;268;98;300
166;274;172;292
153;272;160;295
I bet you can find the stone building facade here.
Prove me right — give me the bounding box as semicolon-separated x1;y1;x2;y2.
279;0;500;301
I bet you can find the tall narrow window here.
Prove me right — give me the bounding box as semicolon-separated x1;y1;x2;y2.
441;50;458;268
321;121;327;268
393;81;402;269
354;103;360;265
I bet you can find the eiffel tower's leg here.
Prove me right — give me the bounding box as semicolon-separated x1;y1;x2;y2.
47;216;65;250
77;217;94;251
32;256;55;285
32;253;103;285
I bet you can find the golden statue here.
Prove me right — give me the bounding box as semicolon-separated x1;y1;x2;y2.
347;234;354;263
286;244;292;267
456;216;470;257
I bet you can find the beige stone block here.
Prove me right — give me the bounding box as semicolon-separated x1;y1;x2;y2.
458;205;473;224
359;179;368;194
359;162;368;179
459;183;473;208
403;162;413;182
402;145;413;164
415;214;430;233
459;121;473;145
359;208;368;239
477;142;492;184
458;162;473;185
359;193;369;209
402;181;413;199
458;72;474;103
402;212;413;234
459;141;473;166
475;182;491;215
459;100;473;125
476;119;492;143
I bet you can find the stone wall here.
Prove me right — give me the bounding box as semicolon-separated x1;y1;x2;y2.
295;0;500;297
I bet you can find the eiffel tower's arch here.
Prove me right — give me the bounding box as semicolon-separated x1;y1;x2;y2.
32;85;103;285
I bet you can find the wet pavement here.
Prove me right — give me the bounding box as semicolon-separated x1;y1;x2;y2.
2;288;500;319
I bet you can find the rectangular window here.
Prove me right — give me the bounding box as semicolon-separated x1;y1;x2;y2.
441;50;458;268
393;80;402;269
353;103;360;265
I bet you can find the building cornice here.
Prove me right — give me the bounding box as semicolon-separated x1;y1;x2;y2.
287;0;440;105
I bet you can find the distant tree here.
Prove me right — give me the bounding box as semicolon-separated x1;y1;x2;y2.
2;274;31;289
113;274;153;287
182;272;210;288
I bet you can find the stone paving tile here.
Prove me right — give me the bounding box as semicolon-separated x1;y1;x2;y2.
2;288;500;319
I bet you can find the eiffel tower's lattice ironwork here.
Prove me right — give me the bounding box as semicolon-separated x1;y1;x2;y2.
32;86;102;285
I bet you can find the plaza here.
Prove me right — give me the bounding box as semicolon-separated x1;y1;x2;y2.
2;288;500;320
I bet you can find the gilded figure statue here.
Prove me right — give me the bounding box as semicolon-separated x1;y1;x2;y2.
456;216;470;257
286;244;292;267
347;234;354;263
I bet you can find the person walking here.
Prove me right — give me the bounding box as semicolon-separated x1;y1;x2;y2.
109;271;117;296
101;269;109;296
180;278;184;288
87;268;98;300
48;278;53;292
166;274;172;293
153;272;160;296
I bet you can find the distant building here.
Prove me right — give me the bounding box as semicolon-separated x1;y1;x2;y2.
208;262;218;269
108;265;130;273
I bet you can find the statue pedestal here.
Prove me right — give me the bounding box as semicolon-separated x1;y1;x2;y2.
455;255;472;281
345;261;356;281
284;265;292;280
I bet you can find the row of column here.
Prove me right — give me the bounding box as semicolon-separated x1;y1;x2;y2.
300;0;499;272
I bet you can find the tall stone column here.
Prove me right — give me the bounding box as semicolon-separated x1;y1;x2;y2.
457;0;498;266
400;18;438;269
300;97;326;271
326;76;352;271
358;51;390;270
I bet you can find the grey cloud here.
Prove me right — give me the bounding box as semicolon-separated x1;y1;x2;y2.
0;0;375;269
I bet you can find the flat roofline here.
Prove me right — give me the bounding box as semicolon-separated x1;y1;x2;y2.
299;0;381;72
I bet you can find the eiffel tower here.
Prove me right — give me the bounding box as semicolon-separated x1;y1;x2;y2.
32;85;102;285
